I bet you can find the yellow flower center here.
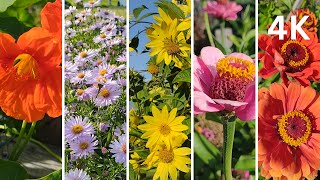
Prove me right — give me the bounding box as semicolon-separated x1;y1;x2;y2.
216;57;255;81
100;34;106;38
281;40;309;69
97;77;107;83
80;52;88;58
147;64;159;74
159;149;174;163
97;59;103;65
77;89;84;96
298;9;315;28
77;73;85;78
159;124;171;135
100;89;110;98
80;142;89;150
278;110;311;147
164;39;180;55
72;124;83;134
99;69;107;76
14;53;38;79
89;0;95;4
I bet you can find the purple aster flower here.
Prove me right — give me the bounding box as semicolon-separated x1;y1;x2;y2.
65;116;94;141
76;89;90;101
85;85;99;99
70;135;98;159
109;134;126;166
74;49;96;64
117;54;126;62
100;122;110;132
65;168;90;180
70;71;91;84
114;122;126;137
95;81;120;107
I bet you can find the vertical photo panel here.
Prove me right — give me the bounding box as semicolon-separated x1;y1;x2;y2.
0;0;62;179
258;0;320;179
194;0;256;179
64;0;127;179
129;0;191;179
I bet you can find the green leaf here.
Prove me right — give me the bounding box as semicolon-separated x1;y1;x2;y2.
31;169;62;180
173;68;191;83
133;5;147;19
130;37;139;52
129;164;135;180
0;17;30;39
12;0;42;8
0;159;28;179
194;132;221;165
155;0;185;19
235;155;255;171
0;0;16;12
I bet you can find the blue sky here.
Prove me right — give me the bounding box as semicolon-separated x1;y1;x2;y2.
129;0;158;80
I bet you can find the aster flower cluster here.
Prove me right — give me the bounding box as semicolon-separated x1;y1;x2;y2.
64;1;126;179
258;2;320;179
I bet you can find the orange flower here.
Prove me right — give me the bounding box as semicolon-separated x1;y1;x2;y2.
293;8;318;33
259;82;320;179
41;0;62;61
259;22;320;86
0;27;61;122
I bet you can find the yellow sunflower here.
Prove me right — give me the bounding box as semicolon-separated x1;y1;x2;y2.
129;152;141;172
146;9;190;69
146;142;191;180
138;106;188;149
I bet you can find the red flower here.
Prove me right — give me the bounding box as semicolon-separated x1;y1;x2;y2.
259;22;320;86
259;82;320;179
0;27;61;122
293;8;318;33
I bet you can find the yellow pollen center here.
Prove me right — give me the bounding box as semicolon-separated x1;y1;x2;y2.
159;124;171;135
100;89;110;98
216;57;255;81
147;64;159;74
164;39;180;55
97;59;103;65
99;69;107;76
80;52;88;58
89;0;95;4
77;73;85;78
278;110;312;147
72;124;83;134
159;149;174;163
80;142;89;150
100;34;106;38
14;53;38;79
77;89;84;96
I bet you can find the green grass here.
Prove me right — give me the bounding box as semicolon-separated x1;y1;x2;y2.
108;6;126;17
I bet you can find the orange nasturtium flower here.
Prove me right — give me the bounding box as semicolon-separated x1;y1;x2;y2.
41;0;62;60
0;27;62;122
259;82;320;179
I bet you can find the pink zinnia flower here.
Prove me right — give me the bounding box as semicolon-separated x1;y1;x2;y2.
194;47;255;121
204;0;242;21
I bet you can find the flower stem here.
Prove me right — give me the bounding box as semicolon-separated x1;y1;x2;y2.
12;121;37;161
203;2;214;46
220;21;226;48
223;116;236;180
9;120;27;161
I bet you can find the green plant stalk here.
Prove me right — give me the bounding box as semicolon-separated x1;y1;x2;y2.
12;121;37;161
0;125;61;162
203;1;214;46
220;21;226;48
223;117;236;180
9;120;27;161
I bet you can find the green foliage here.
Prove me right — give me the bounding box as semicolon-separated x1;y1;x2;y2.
0;159;28;179
31;169;62;180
